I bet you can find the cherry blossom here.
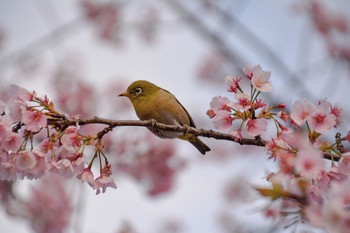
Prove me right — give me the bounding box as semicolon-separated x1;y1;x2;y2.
209;96;233;113
251;67;272;92
8;84;35;102
295;145;324;179
290;98;316;126
0;152;19;181
1;132;22;152
23;149;46;180
309;108;336;133
77;167;95;187
242;64;261;79
21;109;47;132
213;110;234;131
7;99;24;122
225;75;241;93
94;174;117;194
60;126;82;152
245;118;268;136
15;151;37;170
232;92;251;111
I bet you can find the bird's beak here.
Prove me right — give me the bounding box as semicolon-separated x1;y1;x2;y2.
118;91;128;97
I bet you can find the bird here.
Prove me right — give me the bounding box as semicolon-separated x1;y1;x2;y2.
118;80;210;155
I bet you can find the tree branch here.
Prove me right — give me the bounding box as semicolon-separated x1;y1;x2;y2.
47;116;341;161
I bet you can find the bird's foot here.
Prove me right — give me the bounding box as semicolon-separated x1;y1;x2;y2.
182;124;190;135
150;119;162;137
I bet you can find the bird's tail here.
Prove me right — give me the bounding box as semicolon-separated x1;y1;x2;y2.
190;137;211;155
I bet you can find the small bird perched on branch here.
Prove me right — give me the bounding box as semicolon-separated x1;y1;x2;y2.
119;80;210;155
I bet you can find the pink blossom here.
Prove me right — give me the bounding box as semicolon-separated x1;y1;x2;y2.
317;98;332;111
209;96;233;113
39;138;56;153
94;174;117;194
8;85;35;101
242;64;261;79
295;146;324;179
290;99;316;126
245;118;268;136
225;75;241;93
50;158;83;178
309;109;336;133
251;67;272;92
94;164;117;194
266;138;291;159
277;150;295;176
0;153;19;181
49;159;73;175
213;110;233;131
22;149;47;179
233;93;251;111
15;151;37;170
77;167;95;186
8;100;24;122
22;109;47;132
61;127;81;152
1;132;22;152
306;181;350;232
329;181;350;208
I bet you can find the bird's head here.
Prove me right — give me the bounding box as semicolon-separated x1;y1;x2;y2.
118;80;160;103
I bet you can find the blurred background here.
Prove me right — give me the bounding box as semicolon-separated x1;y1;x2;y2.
0;0;349;232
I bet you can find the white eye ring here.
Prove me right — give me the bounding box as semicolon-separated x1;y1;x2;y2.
134;87;142;95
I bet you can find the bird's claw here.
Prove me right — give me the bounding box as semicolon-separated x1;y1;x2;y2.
150;119;162;137
183;124;189;135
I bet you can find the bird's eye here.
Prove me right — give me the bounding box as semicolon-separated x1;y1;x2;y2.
134;87;142;95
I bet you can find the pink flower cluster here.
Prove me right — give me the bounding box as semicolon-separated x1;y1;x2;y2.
291;98;341;134
0;85;117;194
262;96;347;230
212;65;350;231
0;85;48;181
207;64;283;137
264;137;350;232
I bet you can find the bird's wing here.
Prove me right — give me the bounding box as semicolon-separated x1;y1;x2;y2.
161;89;197;128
